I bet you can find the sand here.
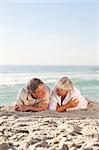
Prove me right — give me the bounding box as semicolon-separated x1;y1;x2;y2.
0;101;99;150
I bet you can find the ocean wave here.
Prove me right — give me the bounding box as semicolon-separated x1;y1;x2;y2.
0;73;64;86
0;72;98;86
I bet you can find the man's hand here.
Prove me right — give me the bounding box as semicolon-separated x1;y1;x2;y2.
14;101;49;112
14;104;19;111
37;100;49;110
14;104;27;112
38;100;49;107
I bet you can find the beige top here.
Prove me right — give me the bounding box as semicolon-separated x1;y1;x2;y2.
15;85;50;105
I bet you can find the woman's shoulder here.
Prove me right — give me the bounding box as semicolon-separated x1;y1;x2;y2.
72;86;80;93
70;86;81;97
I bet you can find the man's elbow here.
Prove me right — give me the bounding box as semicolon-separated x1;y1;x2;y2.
43;104;49;110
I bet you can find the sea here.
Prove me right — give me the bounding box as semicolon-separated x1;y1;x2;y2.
0;65;99;106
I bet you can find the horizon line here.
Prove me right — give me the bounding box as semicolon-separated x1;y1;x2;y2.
0;64;99;66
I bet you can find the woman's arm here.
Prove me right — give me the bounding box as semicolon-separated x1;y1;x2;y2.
56;99;79;112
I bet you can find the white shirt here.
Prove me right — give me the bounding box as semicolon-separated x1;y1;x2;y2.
49;86;88;111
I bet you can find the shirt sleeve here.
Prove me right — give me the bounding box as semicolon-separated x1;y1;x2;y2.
70;87;81;100
66;87;88;110
48;91;58;111
15;88;28;105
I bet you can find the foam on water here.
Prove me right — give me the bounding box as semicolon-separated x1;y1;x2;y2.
0;65;99;105
0;72;98;86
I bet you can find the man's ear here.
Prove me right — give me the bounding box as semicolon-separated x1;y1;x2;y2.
32;92;36;97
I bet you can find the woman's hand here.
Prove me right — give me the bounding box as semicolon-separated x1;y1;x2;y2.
56;99;79;112
67;99;79;108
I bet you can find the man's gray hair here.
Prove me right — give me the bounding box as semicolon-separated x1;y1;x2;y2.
27;78;44;94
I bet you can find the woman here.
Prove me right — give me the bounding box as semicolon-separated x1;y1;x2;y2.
49;76;88;112
15;78;50;112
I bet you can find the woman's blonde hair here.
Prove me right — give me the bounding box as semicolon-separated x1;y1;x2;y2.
56;76;73;91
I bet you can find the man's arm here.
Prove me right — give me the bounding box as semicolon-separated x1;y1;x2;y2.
15;100;49;112
56;99;79;112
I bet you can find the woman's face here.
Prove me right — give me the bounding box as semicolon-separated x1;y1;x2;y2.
33;84;46;99
56;88;68;97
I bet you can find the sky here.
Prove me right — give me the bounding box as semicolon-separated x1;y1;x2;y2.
0;0;98;65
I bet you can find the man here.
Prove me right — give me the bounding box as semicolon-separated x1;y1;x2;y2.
15;78;50;112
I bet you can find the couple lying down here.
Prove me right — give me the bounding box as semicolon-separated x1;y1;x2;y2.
15;77;88;112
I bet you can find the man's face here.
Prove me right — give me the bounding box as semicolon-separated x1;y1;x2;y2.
32;84;46;99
